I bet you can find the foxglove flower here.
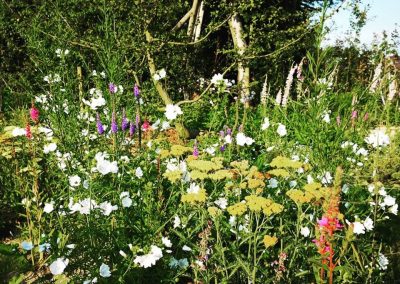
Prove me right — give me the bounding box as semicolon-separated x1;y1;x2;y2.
30;106;40;122
111;112;118;133
121;109;128;131
193;141;199;157
129;123;135;137
135;113;140;128
25;124;32;139
134;84;140;99
96;113;104;135
109;83;117;94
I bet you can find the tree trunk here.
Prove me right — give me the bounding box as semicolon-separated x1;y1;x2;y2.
228;13;250;108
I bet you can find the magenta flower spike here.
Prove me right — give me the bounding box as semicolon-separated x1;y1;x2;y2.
109;83;118;94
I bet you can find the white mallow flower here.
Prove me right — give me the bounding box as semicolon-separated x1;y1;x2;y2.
267;178;278;188
276;123;287;137
224;135;232;144
389;204;398;215
320;172;332;185
187;183;200;194
135;167;143;178
365;128;390;148
363;217;374;231
99;201;118;216
12;127;26;137
352;221;365;235
383;195;396;207
120;192;133;208
99;263;111;278
261;117;270;130
236;132;254;146
165;104;183;120
69;175;81;187
49;257;69;275
162;237;172;248
173;215;181;228
321;111;330;123
211;73;225;85
300;227;310;237
134;245;163;268
214;197;228;209
378;253;389;270
43;143;57;154
43;202;54;213
154;69;166;81
96;157;118;175
182;245;192;251
205;146;216;156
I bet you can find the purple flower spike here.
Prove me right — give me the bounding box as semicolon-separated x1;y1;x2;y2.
134;84;140;98
96;113;104;135
219;130;225;138
109;83;117;94
226;128;232;135
129;123;136;137
121;109;128;131
193;145;199;157
220;145;226;152
111;111;118;133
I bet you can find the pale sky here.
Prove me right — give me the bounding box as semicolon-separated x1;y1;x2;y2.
324;0;399;49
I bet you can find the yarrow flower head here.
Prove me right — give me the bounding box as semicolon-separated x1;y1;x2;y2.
109;83;117;94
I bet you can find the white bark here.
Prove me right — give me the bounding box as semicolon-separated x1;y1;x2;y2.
229;13;250;107
193;1;204;41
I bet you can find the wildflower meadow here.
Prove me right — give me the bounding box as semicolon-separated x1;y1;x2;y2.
1;0;400;283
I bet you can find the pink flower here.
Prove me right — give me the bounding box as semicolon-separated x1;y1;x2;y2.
317;217;329;227
30;107;39;122
351;110;358;119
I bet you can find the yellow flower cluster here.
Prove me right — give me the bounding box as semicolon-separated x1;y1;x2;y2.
286;183;329;204
263;235;278;248
188;159;223;173
247;178;265;189
190;170;208;180
270;156;303;169
181;188;207;204
227;202;247;216
159;149;171;159
286;189;314;204
230;160;249;172
162;170;182;183
170;145;192;156
207;206;221;217
268;168;290;177
209;170;233;181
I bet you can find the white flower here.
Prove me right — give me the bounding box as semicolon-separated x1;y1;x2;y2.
162;237;172;248
300;227;310;237
205;147;216;156
135;167;143;178
321;111;330;123
99;201;118;216
69;175;81;187
49;258;69;275
320;172;332;185
43;143;57;154
158;69;166;79
121;195;132;208
383;195;396;207
363;217;374;231
261;117;270;130
12;127;26;137
277;123;287;137
173;215;181;228
182;245;192;251
224;135;232;144
165;104;183;120
214;197;228;209
378;253;389;270
161;121;170;131
187;183;200;194
353;221;365;235
211;73;225;85
289;180;297;188
236;132;254;146
267;178;278;188
134;245;163;268
365;128;390;148
389;204;398;215
99;263;111;278
119;250;127;258
43;202;54;213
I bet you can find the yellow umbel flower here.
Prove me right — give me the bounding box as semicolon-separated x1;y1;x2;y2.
181;188;207;204
190;170;208;180
248;178;265;189
263;235;278;248
188;159;222;172
303;182;322;191
245;195;268;212
263;201;284;216
207;206;221;217
270;156;302;169
268;169;290;177
170;145;192;156
163;170;182;183
230;160;249;172
227;202;247;216
159;149;170;159
209;170;233;181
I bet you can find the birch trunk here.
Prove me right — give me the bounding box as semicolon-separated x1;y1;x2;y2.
229;13;250;108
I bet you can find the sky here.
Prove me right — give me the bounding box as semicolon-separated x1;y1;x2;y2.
324;0;399;48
